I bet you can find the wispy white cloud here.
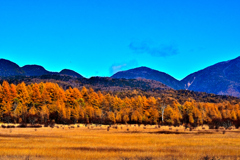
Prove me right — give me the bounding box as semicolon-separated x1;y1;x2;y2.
109;60;138;75
129;41;179;57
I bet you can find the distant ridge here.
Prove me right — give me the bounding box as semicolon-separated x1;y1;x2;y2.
111;56;240;97
2;57;240;97
111;66;184;90
0;59;84;78
0;59;25;77
60;69;83;78
22;65;50;76
181;56;240;97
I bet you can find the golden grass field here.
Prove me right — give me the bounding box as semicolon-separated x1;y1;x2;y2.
0;124;240;160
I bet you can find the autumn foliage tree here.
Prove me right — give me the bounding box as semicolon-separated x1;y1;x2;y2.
0;81;239;128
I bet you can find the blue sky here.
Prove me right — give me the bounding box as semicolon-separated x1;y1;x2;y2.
0;0;240;80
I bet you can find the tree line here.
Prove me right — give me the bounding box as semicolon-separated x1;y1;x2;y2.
0;81;240;128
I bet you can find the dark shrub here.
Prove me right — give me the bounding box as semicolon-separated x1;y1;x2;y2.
17;124;27;128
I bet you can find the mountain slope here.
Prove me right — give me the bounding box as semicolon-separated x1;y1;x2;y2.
2;75;240;105
22;65;50;76
0;59;25;77
182;56;240;97
2;57;240;97
0;59;84;78
111;66;184;90
60;69;83;78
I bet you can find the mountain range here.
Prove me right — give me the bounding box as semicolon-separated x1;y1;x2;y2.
112;57;240;97
1;56;240;97
182;56;240;97
0;59;83;78
111;66;184;90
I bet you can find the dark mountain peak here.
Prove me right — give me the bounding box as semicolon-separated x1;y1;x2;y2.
233;56;240;60
22;64;50;76
135;66;152;70
115;66;163;75
22;64;46;71
60;69;83;78
0;59;25;77
0;59;84;78
123;66;155;72
0;59;19;67
182;56;240;97
111;66;184;90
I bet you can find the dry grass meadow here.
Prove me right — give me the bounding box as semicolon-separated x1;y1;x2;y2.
0;123;240;160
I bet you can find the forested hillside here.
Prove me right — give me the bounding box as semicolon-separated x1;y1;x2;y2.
112;66;184;90
1;75;239;104
1;81;240;128
2;57;240;97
